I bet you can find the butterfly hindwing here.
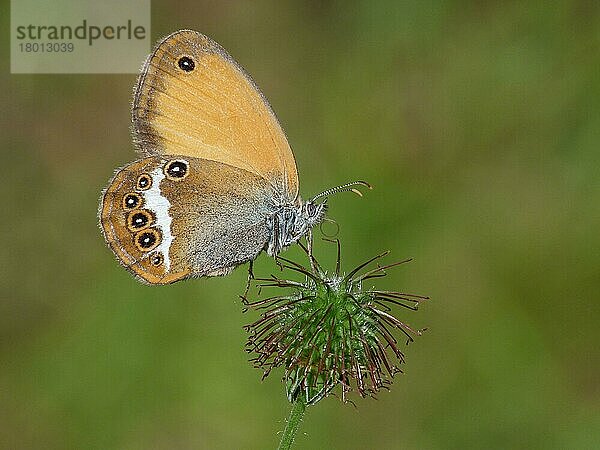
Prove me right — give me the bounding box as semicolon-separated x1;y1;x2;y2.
132;29;299;200
99;156;273;284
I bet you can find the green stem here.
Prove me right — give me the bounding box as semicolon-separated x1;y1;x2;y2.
277;399;307;450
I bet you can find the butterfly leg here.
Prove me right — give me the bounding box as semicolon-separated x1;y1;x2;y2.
306;229;318;273
242;260;255;299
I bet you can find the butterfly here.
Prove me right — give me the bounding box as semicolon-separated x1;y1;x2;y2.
99;30;368;285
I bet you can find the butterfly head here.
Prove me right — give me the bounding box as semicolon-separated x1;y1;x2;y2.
265;181;370;256
301;199;328;227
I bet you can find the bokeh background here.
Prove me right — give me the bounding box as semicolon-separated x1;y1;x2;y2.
2;1;599;449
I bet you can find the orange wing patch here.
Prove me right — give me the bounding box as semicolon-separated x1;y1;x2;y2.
132;30;299;201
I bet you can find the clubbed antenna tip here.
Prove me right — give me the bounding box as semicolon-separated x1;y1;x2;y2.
311;181;372;203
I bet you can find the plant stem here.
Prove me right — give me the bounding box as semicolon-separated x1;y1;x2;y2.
277;398;307;450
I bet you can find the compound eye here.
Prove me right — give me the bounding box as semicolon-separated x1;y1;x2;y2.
134;228;161;252
178;56;195;72
123;193;142;210
137;174;152;190
164;159;189;180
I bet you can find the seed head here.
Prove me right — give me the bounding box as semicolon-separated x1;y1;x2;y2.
243;241;427;405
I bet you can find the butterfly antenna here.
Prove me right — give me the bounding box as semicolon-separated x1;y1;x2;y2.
311;181;372;203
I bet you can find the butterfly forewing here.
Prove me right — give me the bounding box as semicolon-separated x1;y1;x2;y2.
132;30;299;201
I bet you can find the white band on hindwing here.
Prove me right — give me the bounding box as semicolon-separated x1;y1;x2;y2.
142;165;174;271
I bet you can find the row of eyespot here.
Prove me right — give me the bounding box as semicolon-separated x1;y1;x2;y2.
119;160;189;267
122;160;190;210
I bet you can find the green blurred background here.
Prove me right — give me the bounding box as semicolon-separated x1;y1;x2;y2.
2;1;599;449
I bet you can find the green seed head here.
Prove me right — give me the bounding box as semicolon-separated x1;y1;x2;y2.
244;244;427;405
